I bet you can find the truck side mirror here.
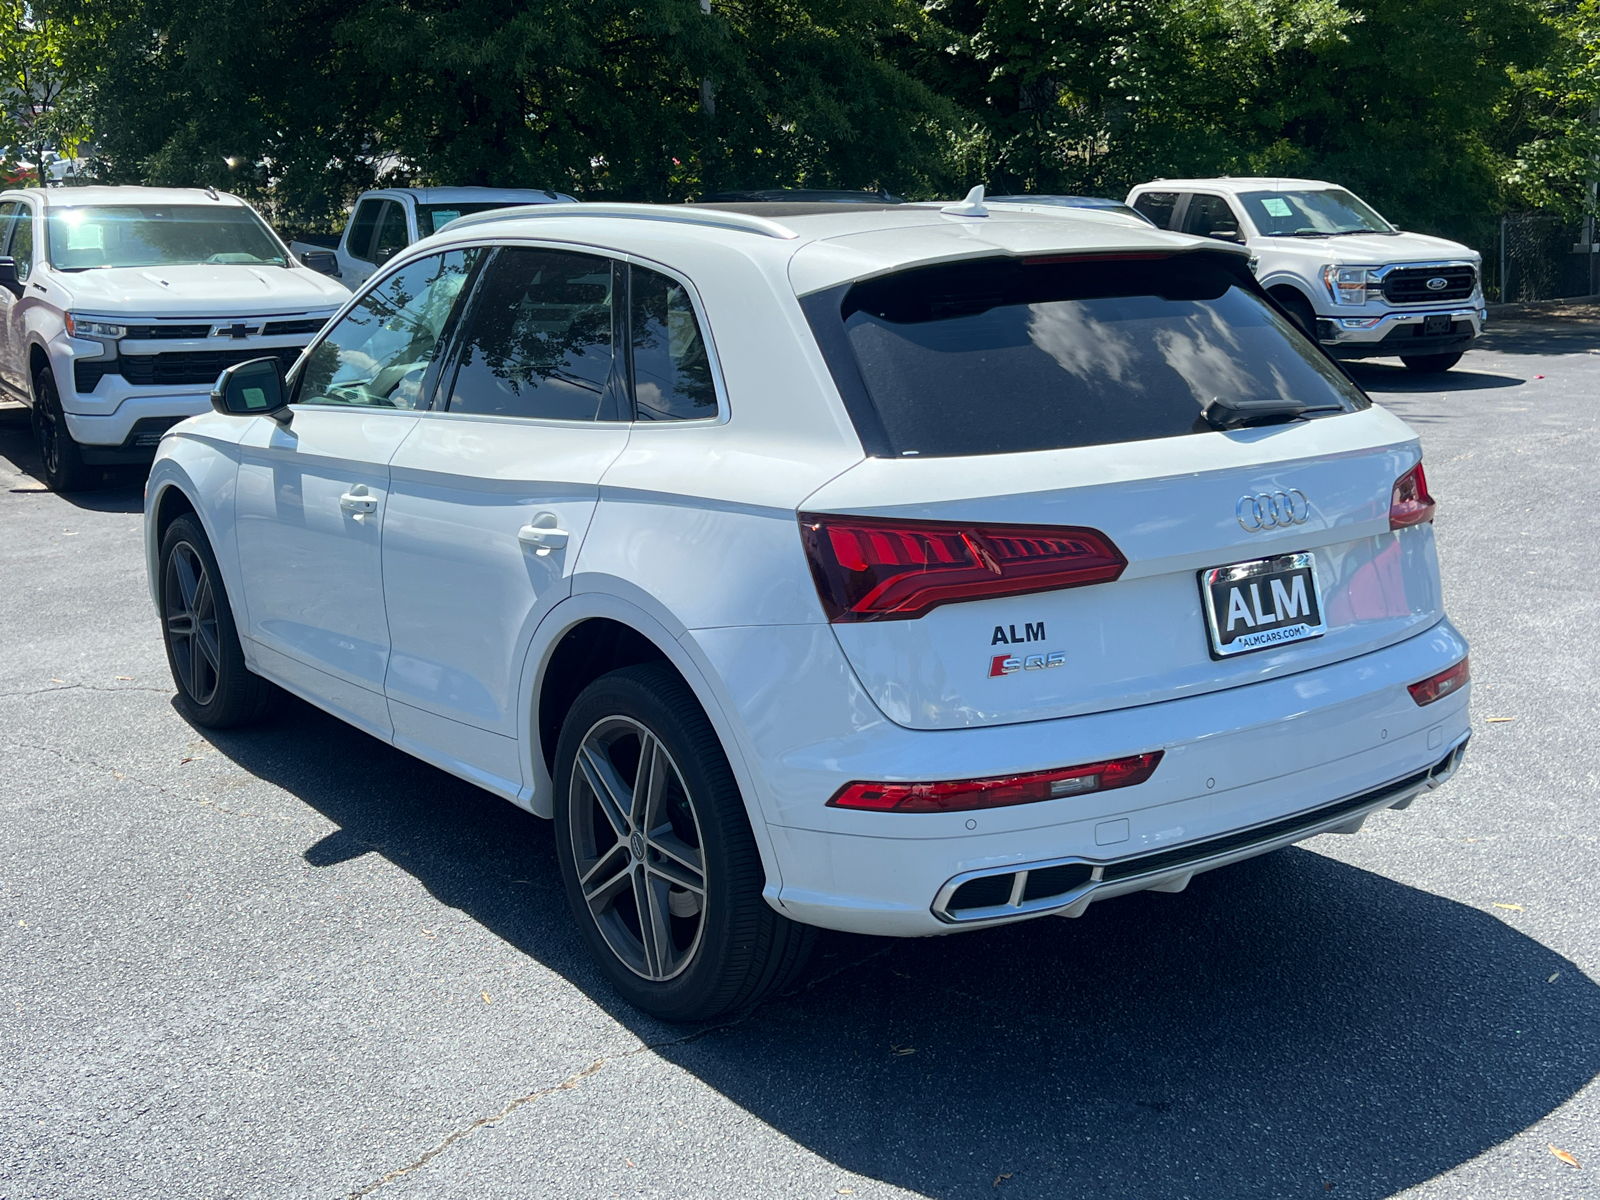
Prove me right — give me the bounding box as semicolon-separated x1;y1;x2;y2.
1207;229;1243;244
0;257;20;298
299;249;339;277
211;357;290;423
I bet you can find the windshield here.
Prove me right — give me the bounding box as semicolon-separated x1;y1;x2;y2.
45;204;287;270
804;254;1368;458
1237;189;1394;237
416;201;549;238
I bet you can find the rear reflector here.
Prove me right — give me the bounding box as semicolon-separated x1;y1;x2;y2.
827;751;1164;813
1390;462;1436;530
799;513;1127;622
1408;657;1469;706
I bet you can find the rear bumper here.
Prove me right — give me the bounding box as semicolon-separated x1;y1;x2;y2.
695;617;1471;937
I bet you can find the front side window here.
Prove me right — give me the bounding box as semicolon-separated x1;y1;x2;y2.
346;199;383;263
807;254;1368;459
296;248;483;409
443;247;619;421
45;205;286;270
1132;191;1179;230
1184;194;1242;240
629;265;716;420
1238;189;1395;237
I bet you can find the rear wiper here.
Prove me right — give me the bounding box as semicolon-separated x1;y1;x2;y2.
1202;396;1307;430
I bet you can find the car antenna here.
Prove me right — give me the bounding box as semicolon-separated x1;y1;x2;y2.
941;184;988;218
205;185;219;200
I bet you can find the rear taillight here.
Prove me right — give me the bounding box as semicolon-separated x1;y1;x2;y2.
1389;462;1436;530
1409;657;1469;706
828;752;1164;813
798;513;1126;623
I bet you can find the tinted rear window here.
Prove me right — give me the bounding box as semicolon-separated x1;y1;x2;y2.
804;254;1367;458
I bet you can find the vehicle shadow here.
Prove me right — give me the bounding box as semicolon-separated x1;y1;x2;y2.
199;695;1600;1200
1346;362;1524;393
0;406;145;512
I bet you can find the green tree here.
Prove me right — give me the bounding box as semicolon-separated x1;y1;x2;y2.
0;0;99;185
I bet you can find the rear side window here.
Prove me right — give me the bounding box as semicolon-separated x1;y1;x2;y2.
444;247;621;421
373;202;409;264
803;254;1368;459
1132;191;1178;229
629;265;717;420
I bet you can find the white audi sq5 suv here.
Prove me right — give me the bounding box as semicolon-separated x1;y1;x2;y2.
143;192;1471;1020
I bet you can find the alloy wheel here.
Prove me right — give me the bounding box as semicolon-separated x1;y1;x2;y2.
163;542;222;706
34;394;60;477
569;715;708;981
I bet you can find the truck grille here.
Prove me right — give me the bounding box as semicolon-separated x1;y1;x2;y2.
74;346;302;394
122;324;214;340
1381;266;1476;304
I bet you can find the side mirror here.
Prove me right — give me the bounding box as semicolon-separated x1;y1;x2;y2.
0;257;20;298
374;245;399;265
1207;229;1244;243
211;357;290;423
299;249;339;277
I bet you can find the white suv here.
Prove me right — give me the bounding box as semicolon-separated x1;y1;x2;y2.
1126;178;1485;373
0;186;350;491
143;195;1472;1021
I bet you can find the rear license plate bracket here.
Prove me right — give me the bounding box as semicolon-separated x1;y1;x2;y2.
1200;552;1327;659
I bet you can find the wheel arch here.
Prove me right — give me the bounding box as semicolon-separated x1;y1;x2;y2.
27;342;49;395
519;590;786;902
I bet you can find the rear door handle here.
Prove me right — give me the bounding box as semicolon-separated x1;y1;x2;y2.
339;487;378;514
518;512;570;552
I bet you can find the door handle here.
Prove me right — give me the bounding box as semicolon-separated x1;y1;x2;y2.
339;486;378;515
518;512;570;553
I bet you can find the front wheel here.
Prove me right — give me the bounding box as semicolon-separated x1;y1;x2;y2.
553;664;815;1022
31;367;95;492
158;514;278;728
1401;351;1463;373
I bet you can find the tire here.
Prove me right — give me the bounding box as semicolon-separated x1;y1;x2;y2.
1276;292;1319;341
553;664;816;1022
158;514;279;728
31;366;96;492
1401;352;1463;373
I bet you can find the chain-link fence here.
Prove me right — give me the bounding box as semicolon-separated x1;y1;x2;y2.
1493;213;1600;303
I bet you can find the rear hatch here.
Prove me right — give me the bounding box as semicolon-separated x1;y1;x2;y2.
795;244;1442;731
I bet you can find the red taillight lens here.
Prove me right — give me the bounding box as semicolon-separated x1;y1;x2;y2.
1408;657;1469;706
828;752;1164;813
1390;462;1436;530
799;513;1127;622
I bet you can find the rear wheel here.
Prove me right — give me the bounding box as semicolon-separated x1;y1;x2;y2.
553;664;815;1022
31;366;95;492
159;514;278;728
1401;352;1463;373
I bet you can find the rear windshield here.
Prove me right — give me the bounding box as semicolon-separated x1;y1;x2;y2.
803;254;1368;458
45;204;286;270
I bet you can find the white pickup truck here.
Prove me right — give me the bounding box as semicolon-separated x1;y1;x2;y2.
291;186;575;288
1126;177;1486;373
0;185;351;491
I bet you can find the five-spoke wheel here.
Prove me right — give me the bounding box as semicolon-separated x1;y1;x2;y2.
163;540;222;708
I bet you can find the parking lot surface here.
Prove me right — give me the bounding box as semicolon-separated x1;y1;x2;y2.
2;313;1598;1200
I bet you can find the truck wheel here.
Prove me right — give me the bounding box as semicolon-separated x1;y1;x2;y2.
31;367;96;492
1400;352;1463;373
1277;293;1319;341
158;514;279;728
553;664;815;1022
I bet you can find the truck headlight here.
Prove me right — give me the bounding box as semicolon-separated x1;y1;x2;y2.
65;314;126;339
1321;265;1378;306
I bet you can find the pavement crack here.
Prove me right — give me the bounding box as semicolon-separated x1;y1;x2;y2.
0;683;174;700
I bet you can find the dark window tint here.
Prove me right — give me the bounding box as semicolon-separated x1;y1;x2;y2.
297;249;482;409
9;204;32;280
629;265;717;420
346;200;383;263
1132;191;1178;229
373;202;409;265
445;248;618;421
811;255;1367;459
1184;194;1242;240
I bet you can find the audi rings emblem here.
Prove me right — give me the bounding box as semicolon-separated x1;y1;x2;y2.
1425;276;1450;291
1237;489;1311;532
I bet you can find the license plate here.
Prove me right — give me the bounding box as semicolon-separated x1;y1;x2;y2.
1200;552;1326;658
1423;314;1452;335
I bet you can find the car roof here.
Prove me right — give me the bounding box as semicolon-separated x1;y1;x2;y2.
432;200;1226;295
1129;178;1341;194
369;186;572;204
1;185;255;208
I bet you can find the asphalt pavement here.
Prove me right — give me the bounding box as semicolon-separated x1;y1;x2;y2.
2;314;1598;1200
